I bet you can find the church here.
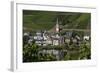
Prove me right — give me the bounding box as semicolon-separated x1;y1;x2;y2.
32;18;65;46
51;18;65;46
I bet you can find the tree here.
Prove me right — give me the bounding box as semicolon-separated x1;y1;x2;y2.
23;43;39;62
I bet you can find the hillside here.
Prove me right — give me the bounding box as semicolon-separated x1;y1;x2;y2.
23;10;91;32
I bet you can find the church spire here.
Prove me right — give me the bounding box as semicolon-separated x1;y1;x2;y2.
56;18;58;25
56;18;59;32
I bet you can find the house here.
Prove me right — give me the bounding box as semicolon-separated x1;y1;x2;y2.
45;36;52;45
28;39;33;44
52;36;59;46
63;31;72;44
72;38;77;43
83;35;90;41
83;32;90;41
33;32;47;46
65;38;70;44
65;31;72;37
23;32;29;36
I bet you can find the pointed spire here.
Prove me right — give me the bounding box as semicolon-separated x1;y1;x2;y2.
56;18;58;25
56;18;59;32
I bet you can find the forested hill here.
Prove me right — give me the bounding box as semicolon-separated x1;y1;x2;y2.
23;10;91;32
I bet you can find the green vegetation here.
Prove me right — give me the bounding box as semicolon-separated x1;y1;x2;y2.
23;10;91;62
23;10;91;32
23;41;91;62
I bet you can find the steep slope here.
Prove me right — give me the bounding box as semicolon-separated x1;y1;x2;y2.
23;10;91;32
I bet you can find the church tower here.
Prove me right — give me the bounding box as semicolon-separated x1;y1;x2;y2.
56;18;59;32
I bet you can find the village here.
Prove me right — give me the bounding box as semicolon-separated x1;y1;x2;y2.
23;18;91;61
24;18;90;46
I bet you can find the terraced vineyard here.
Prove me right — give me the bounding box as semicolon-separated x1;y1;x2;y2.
23;10;91;32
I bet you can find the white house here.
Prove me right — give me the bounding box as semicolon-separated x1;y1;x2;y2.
24;32;29;36
46;36;52;45
83;35;90;41
33;32;46;46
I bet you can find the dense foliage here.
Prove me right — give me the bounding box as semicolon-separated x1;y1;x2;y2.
23;40;91;62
